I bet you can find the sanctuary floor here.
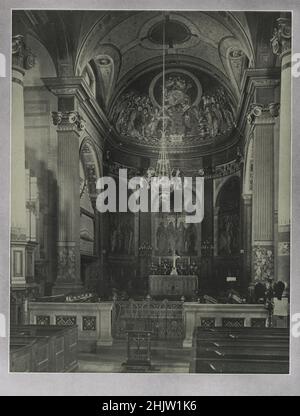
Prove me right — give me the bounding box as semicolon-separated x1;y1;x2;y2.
77;340;191;373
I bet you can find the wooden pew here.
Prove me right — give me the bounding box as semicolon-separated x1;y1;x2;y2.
194;358;289;374
10;325;78;372
190;327;289;374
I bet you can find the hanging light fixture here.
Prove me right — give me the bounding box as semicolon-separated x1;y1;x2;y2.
146;13;178;188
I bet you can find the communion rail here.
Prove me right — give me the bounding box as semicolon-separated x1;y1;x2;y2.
112;298;184;340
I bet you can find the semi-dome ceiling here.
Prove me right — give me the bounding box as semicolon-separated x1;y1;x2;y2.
109;65;236;152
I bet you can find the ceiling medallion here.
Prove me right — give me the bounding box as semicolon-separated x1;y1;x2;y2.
148;17;191;47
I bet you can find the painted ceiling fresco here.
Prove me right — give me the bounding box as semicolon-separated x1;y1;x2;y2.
111;68;236;147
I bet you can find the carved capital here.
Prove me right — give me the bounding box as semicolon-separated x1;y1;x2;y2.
51;111;86;132
12;35;35;71
271;17;291;58
247;103;280;125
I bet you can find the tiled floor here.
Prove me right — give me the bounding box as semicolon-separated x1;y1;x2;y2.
77;341;191;373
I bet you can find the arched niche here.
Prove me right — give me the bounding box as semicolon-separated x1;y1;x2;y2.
79;138;100;256
79;138;102;287
215;175;241;258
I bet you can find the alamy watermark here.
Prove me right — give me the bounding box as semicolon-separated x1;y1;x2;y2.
96;169;204;223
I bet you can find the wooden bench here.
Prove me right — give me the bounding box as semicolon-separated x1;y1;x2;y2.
189;327;289;374
10;325;78;372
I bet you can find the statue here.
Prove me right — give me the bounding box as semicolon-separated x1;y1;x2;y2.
167;221;176;254
185;223;197;254
176;222;186;254
156;221;168;254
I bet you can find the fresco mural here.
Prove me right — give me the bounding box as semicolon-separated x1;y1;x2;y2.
153;214;199;255
112;69;235;146
109;213;135;255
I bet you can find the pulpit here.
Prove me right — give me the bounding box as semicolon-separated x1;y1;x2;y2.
149;275;198;297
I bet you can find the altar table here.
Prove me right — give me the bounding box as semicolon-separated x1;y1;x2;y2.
149;274;198;297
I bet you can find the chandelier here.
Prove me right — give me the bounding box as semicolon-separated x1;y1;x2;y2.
146;14;175;185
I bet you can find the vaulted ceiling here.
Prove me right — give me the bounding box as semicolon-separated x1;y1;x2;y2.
13;10;280;155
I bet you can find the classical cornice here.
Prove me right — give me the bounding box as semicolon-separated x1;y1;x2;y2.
105;127;242;160
236;68;281;133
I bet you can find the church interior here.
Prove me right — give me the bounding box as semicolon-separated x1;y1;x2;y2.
10;10;291;373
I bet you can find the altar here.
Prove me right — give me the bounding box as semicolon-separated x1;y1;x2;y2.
149;275;198;297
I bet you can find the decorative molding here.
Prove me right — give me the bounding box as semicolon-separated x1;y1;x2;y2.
278;242;290;256
12;35;35;71
104;160;140;179
12;77;23;86
52;111;86;132
57;245;77;281
200;318;215;328
55;315;77;326
271;17;291;58
36;315;50;326
213;159;242;178
222;318;244;328
11;227;27;242
82;316;97;331
252;245;274;281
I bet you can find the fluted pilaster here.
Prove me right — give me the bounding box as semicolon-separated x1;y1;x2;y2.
271;16;291;286
248;104;279;282
11;35;36;287
52;111;86;292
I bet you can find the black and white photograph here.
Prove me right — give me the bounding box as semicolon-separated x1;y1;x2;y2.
1;0;300;397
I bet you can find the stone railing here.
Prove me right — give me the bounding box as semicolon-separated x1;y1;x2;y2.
28;301;113;349
183;303;268;348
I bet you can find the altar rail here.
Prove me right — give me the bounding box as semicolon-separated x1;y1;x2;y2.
112;299;184;340
28;302;113;349
183;303;269;348
10;324;78;372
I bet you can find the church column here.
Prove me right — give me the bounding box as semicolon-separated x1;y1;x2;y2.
11;35;36;292
51;111;85;294
271;17;291;286
242;194;252;287
201;157;214;286
247;104;279;283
